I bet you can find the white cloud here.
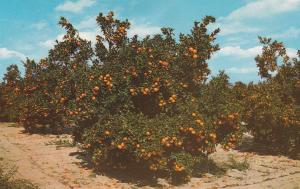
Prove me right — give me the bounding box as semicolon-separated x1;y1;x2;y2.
39;40;55;49
286;48;298;58
55;0;96;13
39;34;64;49
215;22;261;36
31;21;48;30
0;48;26;59
223;36;252;47
77;16;97;30
223;0;300;22
216;45;298;59
216;46;263;58
217;0;300;36
128;23;161;38
226;67;258;74
79;31;98;43
272;27;300;39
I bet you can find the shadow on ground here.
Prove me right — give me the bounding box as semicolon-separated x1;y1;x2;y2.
68;151;227;187
236;133;300;160
17;124;73;136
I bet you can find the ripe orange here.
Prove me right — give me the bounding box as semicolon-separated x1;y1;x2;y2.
93;86;100;91
153;87;159;92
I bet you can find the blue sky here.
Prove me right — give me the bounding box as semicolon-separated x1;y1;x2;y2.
0;0;300;83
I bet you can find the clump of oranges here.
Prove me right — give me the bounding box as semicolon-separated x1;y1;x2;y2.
187;47;198;60
99;74;113;90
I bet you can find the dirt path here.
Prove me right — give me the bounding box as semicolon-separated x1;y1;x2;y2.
0;122;299;189
0;123;131;189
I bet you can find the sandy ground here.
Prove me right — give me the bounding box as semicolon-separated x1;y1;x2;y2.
0;122;299;189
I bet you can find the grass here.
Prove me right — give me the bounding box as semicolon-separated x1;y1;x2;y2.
0;164;39;189
192;158;227;177
45;136;75;149
192;154;250;180
223;155;250;171
7;123;22;128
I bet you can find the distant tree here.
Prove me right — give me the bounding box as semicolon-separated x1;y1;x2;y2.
1;64;23;121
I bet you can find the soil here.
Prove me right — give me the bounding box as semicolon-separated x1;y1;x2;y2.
0;122;299;189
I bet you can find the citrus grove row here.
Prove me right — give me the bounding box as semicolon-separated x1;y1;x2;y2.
0;11;299;181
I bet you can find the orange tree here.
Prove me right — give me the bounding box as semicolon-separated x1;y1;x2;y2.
19;16;94;133
20;59;64;133
242;37;300;155
9;11;245;181
232;82;248;110
44;17;93;133
63;12;246;180
200;72;245;150
0;82;4;120
0;65;23;121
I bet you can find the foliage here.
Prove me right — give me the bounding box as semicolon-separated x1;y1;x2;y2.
0;65;23;121
241;37;300;155
0;83;5;120
18;59;60;132
68;12;244;180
